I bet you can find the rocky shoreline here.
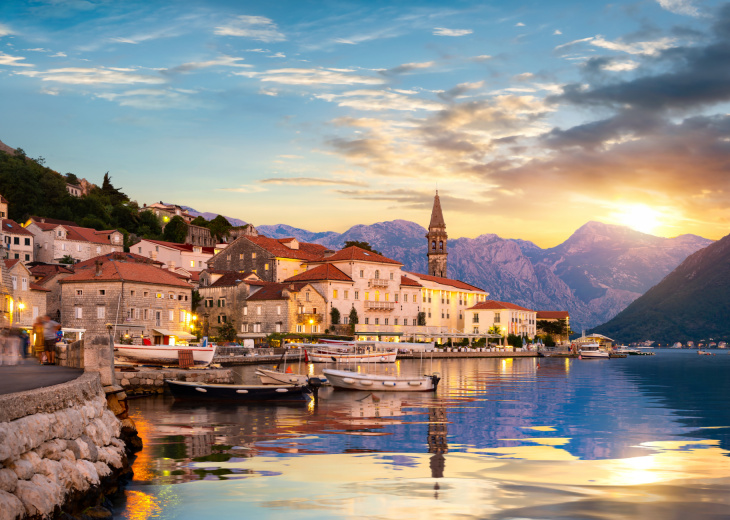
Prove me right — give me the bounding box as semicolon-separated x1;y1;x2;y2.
0;373;141;520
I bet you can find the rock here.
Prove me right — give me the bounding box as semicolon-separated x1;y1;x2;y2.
7;459;33;480
75;459;100;487
65;440;82;460
0;468;18;493
15;474;61;518
93;461;111;479
82;505;113;519
106;394;126;416
59;459;85;492
77;436;98;463
36;439;67;461
0;489;24;520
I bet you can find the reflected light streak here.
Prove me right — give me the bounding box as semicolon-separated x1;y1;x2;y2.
123;490;161;520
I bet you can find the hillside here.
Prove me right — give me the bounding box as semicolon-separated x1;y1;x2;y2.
592;233;730;343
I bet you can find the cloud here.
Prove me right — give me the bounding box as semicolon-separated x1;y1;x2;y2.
514;72;534;81
164;55;251;74
553;30;562;35
18;67;164;85
95;88;193;109
26;48;50;52
582;56;640;73
515;22;525;27
333;188;487;213
268;52;285;58
438;81;484;101
259;177;367;187
214;15;285;43
380;61;435;76
0;51;33;67
657;0;700;17
554;36;596;52
590;35;677;55
0;23;12;37
471;55;493;62
433;27;473;37
49;52;67;58
316;89;444;112
218;185;268;193
242;67;385;86
41;87;59;96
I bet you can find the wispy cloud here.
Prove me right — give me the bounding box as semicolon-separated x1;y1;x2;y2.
50;52;67;58
95;88;197;109
0;51;33;67
515;22;525;27
214;15;285;42
17;67;164;85
218;185;268;193
164;55;251;74
240;67;385;86
260;177;367;187
591;35;677;56
315;89;444;112
657;0;700;17
0;23;12;37
554;36;595;52
553;29;562;35
433;27;473;37
380;61;435;76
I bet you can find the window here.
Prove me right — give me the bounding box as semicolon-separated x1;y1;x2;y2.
169;310;174;321
75;307;83;319
76;289;83;296
243;307;248;315
305;292;310;301
24;254;29;261
394;318;398;325
333;289;338;299
265;263;269;271
97;306;105;319
252;269;257;274
180;310;186;322
275;323;281;333
384;318;388;325
360;270;364;278
62;243;66;251
494;315;501;324
343;317;349;325
218;299;226;307
99;289;106;296
276;305;281;315
311;325;319;333
96;246;101;254
404;294;408;303
239;253;243;260
11;276;16;290
422;294;426;303
344;290;349;299
394;294;398;302
156;293;162;299
24;238;30;246
413;319;417;326
130;290;136;297
296;325;304;333
473;314;479;323
144;309;149;320
256;306;261;315
21;278;27;291
138;247;142;254
190;260;195;267
473;327;479;334
375;318;379;325
364;318;369;325
354;291;359;300
385;293;389;301
390;273;394;280
374;270;380;279
252;252;257;259
218;315;227;323
365;292;370;301
144;291;149;297
241;323;249;332
169;293;175;300
205;299;213;308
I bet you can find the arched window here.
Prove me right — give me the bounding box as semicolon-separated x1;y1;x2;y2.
439;240;443;250
432;240;436;250
374;270;380;279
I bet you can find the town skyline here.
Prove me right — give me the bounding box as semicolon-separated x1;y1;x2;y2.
2;0;729;247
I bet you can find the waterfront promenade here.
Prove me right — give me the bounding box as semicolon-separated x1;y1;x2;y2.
0;359;83;395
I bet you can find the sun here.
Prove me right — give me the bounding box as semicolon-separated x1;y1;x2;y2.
613;204;663;235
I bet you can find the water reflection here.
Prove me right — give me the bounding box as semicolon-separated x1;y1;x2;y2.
118;352;730;519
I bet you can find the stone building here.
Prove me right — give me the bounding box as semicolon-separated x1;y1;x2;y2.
186;224;214;247
134;239;216;271
59;258;194;344
206;235;331;282
26;222;123;263
0;194;7;219
2;259;48;328
29;263;75;322
244;281;326;339
143;202;195;223
66;183;82;197
197;270;262;332
1;219;34;263
465;300;537;338
426;191;448;277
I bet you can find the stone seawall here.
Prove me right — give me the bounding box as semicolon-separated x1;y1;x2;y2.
0;373;129;520
116;368;233;395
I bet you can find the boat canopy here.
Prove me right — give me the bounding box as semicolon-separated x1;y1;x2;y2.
152;328;196;340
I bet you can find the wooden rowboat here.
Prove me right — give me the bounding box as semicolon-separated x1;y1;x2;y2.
165;379;313;402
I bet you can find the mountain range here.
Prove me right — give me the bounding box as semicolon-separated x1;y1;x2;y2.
255;220;712;331
593;231;730;342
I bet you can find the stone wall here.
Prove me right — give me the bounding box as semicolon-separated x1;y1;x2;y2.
207;238;277;281
0;373;129;519
116;367;233;394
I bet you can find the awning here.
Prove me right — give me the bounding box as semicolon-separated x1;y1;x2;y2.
152;329;196;340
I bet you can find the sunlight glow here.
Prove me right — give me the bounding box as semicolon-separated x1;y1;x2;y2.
612;204;663;234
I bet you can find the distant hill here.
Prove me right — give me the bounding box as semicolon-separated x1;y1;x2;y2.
592;233;730;343
254;219;711;331
0;139;15;155
180;206;247;227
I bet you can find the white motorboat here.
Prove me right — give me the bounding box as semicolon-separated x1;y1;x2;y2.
578;343;610;359
323;368;440;392
114;337;216;367
294;342;398;363
256;367;315;385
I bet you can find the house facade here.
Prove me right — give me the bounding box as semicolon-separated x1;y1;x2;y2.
59;258;194;344
465;300;537;338
2;259;48;328
1;219;34;263
536;310;571;344
134;239;216;271
26;222;123;263
29;264;75;322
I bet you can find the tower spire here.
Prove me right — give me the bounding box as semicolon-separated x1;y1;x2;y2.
426;190;448;278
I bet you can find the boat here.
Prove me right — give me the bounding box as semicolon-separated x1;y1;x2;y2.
114;337;216;367
698;350;713;356
322;368;440;392
578;343;610;358
295;342;398;363
615;345;641;355
165;379;313;402
255;367;327;385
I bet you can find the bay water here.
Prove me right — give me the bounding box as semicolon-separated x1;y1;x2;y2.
116;350;730;519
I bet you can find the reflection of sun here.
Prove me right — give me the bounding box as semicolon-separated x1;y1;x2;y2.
613;204;662;234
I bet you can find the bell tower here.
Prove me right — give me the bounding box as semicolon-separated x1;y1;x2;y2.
426;190;448;277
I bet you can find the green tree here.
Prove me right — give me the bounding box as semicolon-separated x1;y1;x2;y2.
191;289;203;311
417;311;426;326
216;321;237;342
99;172;128;205
348;307;359;335
190;216;209;227
330;307;341;325
59;255;75;265
544;334;556;347
137;210;162;237
343;240;382;255
208;215;232;242
507;334;523;349
65;173;80;185
163;215;188;243
487;325;502;335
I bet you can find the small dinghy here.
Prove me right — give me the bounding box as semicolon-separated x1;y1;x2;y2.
166;379;314;402
322;368;440;392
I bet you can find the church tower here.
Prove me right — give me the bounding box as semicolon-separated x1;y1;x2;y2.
426;190;448;277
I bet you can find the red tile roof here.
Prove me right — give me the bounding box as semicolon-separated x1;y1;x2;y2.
406;272;485;292
243;235;329;261
30;216;78;226
60;261;192;288
1;219;33;236
30;282;50;292
468;300;535;312
246;281;311;301
30;264;75;285
314;246;402;265
143;239;216;255
210;271;257;287
3;259;21;269
30;222;121;245
284;264;353;283
537;311;570;320
400;275;422;287
74;252;163;268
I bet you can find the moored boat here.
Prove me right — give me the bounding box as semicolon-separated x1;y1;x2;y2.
293;342;397;363
323;368;440;392
114;339;216;367
255;367;327;385
166;379;313;402
578;343;610;358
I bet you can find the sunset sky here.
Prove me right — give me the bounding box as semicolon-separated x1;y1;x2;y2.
1;0;729;247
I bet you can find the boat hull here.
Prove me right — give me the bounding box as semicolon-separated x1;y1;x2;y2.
166;380;312;402
322;368;439;392
308;351;398;363
256;368;312;385
114;344;216;367
579;350;610;358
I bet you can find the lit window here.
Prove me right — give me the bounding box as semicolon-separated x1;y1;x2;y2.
252;252;256;259
333;289;338;299
365;292;370;301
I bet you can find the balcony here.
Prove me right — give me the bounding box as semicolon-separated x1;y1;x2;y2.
364;301;396;311
368;278;389;288
296;312;323;324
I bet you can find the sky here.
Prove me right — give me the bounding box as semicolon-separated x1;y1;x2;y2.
1;0;730;247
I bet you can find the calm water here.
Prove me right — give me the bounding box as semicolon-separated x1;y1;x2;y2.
116;350;730;519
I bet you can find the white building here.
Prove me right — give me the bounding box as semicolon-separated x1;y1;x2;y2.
1;219;34;263
26;222;123;263
465;300;537;338
134;239;216;271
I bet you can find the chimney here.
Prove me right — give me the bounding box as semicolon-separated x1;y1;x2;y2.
94;259;103;277
169;260;176;270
